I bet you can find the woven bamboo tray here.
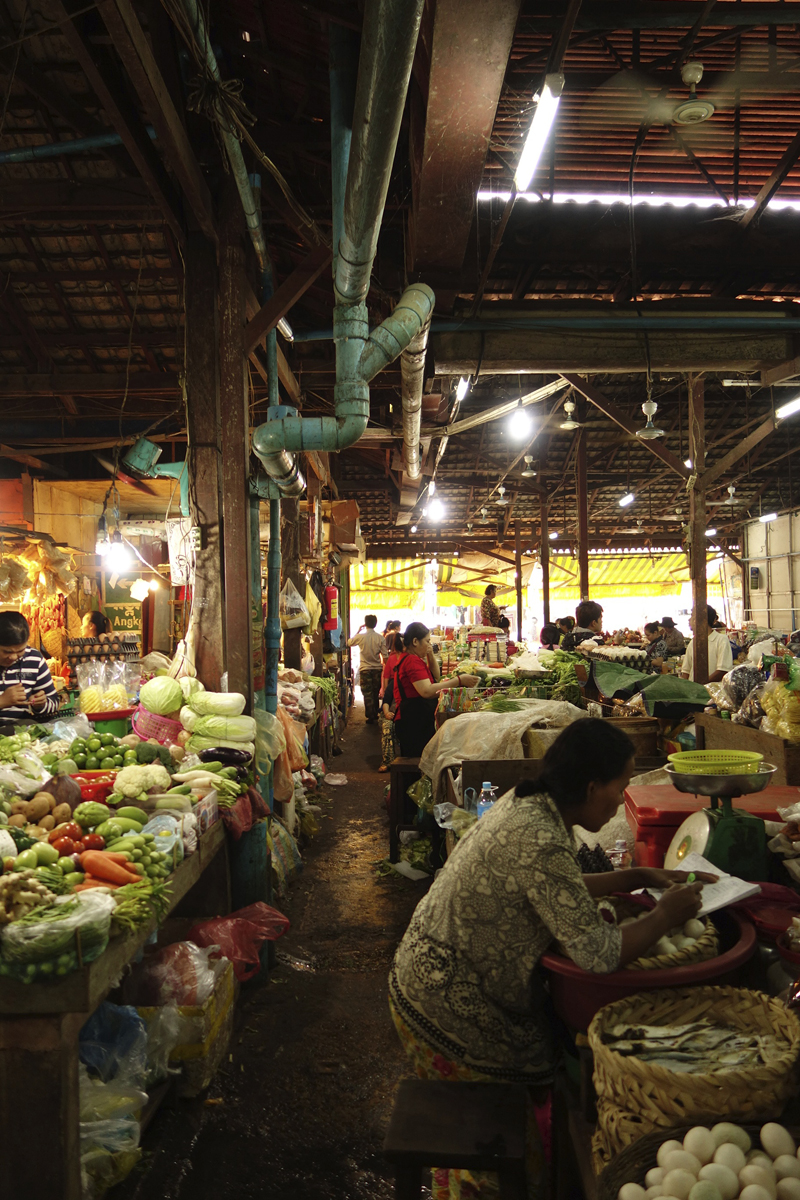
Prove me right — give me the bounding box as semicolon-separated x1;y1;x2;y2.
588;986;800;1170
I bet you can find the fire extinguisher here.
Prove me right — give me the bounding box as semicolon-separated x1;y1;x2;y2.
323;584;339;630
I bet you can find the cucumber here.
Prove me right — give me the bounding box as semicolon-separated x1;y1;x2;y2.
167;784;192;796
115;807;149;824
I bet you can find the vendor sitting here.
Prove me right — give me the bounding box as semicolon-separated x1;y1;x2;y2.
560;600;604;651
644;621;668;660
681;604;734;683
0;611;59;721
498;614;518;655
389;719;711;1199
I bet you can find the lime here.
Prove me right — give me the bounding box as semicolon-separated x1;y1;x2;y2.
99;733;115;747
41;753;57;766
87;737;101;752
73;753;87;769
100;756;116;770
71;740;85;754
85;754;100;770
112;754;124;767
123;750;138;765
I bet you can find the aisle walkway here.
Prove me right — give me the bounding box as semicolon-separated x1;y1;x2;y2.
120;701;429;1200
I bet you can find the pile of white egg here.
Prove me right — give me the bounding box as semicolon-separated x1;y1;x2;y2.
617;916;707;958
618;1123;800;1200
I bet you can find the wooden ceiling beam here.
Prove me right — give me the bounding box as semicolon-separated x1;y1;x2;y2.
242;244;331;357
96;0;217;242
740;128;800;230
52;0;186;242
0;372;178;395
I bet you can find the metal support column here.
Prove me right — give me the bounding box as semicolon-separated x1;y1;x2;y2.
689;375;709;683
577;429;589;600
540;496;551;625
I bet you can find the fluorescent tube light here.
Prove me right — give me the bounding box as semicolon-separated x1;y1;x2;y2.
456;376;470;402
760;512;778;523
684;459;693;469
776;395;800;421
277;317;294;340
549;530;559;539
619;493;635;508
705;528;717;537
515;73;564;192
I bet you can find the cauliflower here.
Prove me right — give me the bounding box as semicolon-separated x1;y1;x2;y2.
115;763;172;797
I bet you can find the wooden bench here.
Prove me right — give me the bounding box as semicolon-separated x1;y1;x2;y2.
384;1078;529;1199
389;756;421;862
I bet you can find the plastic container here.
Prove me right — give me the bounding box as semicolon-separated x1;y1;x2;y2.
70;770;117;805
476;782;497;819
668;749;764;775
540;908;757;1032
624;783;792;868
87;709;135;738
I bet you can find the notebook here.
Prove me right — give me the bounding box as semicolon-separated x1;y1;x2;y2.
650;851;762;916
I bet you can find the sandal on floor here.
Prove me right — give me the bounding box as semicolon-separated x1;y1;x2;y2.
378;764;390;772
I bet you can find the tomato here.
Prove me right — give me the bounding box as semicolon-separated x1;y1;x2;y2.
52;837;78;856
80;833;106;851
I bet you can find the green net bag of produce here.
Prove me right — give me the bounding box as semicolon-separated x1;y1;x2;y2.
0;891;114;981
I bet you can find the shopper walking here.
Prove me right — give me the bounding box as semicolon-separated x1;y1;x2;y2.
348;614;385;722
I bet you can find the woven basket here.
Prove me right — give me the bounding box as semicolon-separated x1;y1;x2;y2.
596;1124;759;1200
41;627;66;658
589;986;800;1171
597;898;720;971
132;704;183;745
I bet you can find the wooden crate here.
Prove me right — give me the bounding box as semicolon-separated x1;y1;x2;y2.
695;712;800;786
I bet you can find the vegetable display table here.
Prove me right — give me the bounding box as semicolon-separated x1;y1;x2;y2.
0;820;229;1200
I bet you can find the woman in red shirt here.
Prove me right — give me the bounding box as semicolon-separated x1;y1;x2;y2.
381;632;405;697
394;622;479;757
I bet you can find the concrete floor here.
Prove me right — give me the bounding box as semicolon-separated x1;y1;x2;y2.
117;702;429;1200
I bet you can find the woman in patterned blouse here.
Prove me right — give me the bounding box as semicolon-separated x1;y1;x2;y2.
389;719;713;1197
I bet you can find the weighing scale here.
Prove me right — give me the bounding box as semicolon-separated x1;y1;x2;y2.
663;763;777;881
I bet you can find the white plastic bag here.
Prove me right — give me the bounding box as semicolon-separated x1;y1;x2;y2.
280;578;310;630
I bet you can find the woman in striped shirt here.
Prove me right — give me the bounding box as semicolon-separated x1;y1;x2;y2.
0;611;59;721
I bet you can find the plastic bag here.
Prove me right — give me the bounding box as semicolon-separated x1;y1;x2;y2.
79;1064;148;1122
255;709;287;771
79;1002;148;1085
121;941;221;1006
189;902;290;981
280;578;310;630
142;1002;183;1086
0;891;114;978
77;660;129;713
276;704;308;770
720;664;764;710
762;676;800;741
733;684;767;727
141;813;184;866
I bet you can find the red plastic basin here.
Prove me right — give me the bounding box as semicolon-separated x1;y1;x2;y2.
540;909;757;1032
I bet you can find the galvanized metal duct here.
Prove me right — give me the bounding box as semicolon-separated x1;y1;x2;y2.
399;312;431;481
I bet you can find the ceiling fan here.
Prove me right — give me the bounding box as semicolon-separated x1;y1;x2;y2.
580;48;800;138
560;398;581;430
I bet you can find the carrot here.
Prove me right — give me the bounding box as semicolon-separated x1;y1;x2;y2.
104;852;142;871
75;879;119;891
79;851;141;885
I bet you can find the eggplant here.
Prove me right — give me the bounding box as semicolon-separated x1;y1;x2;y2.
199;746;252;766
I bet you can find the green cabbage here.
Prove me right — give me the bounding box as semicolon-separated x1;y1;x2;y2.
193;714;256;742
180;706;198;731
140;676;184;716
188;690;246;717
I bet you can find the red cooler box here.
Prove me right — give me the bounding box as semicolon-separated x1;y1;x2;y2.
624;784;800;868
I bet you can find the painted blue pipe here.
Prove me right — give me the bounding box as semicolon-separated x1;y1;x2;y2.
0;127;155;164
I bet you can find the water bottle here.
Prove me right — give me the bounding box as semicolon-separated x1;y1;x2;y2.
476;781;498;819
608;839;629;870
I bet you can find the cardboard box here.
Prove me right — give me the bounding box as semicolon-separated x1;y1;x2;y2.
331;499;360;546
193;790;219;834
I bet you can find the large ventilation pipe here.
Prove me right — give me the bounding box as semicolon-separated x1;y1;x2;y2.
251;0;432;471
399;313;431;480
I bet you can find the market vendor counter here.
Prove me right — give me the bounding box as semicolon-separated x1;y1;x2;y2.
0;820;229;1200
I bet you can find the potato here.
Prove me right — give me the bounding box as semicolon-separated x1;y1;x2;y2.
51;804;72;826
763;1127;796;1161
7;814;25;827
9;800;27;816
23;796;50;823
775;1161;800;1183
778;1181;800;1200
39;815;55;831
32;791;55;812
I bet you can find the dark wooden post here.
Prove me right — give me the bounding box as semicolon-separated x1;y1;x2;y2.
185;232;224;689
540;495;551;625
515;520;523;641
281;496;304;670
577;428;589;600
218;180;254;701
689;375;709;683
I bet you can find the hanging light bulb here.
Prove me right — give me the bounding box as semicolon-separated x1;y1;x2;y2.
508;405;533;439
427;498;445;522
521;455;537;478
636;383;665;440
105;531;131;571
495;485;509;506
560;398;580;430
95;515;109;557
